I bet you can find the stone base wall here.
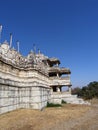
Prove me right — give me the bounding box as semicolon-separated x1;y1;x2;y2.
0;59;51;114
49;93;62;104
0;84;51;114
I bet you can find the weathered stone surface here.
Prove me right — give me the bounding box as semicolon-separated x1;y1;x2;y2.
0;41;72;114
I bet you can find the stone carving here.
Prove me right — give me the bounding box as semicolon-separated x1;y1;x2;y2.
0;42;49;72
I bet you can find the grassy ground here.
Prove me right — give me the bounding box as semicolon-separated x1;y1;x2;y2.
0;99;98;130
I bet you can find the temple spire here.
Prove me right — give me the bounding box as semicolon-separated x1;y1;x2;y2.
0;24;2;43
10;33;12;48
38;48;41;54
17;40;20;52
33;44;36;53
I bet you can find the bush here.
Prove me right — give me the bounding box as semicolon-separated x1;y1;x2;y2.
61;100;67;104
47;102;62;107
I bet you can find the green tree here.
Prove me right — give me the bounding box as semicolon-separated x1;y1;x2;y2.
72;87;81;95
72;81;98;100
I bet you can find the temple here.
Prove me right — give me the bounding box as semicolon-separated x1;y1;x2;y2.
0;30;89;114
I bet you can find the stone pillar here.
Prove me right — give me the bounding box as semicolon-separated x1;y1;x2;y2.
68;86;71;94
56;63;59;67
57;86;60;92
51;87;53;92
57;73;59;77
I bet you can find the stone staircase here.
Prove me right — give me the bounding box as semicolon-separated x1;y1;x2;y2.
50;93;90;105
62;94;90;105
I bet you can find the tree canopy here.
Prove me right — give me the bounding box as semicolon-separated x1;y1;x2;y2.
72;81;98;100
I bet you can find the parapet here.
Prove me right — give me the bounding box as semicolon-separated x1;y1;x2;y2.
0;42;49;75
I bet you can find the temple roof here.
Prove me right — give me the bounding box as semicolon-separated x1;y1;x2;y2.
0;42;71;77
47;58;60;66
0;43;48;74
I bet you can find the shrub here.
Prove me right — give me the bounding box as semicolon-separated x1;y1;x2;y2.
47;102;62;107
61;100;67;104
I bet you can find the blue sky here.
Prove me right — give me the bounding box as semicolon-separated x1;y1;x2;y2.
0;0;98;87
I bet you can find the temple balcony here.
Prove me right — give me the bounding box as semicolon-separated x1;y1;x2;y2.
49;76;71;86
48;67;71;75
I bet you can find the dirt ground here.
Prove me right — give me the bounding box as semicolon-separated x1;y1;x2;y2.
0;99;98;130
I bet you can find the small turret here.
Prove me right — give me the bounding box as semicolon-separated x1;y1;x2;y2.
16;40;20;52
9;33;12;48
0;25;2;43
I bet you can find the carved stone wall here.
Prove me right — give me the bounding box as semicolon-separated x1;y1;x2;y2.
0;78;51;114
0;56;51;114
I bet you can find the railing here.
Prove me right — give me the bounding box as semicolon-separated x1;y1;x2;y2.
48;66;70;72
49;77;71;86
49;76;70;80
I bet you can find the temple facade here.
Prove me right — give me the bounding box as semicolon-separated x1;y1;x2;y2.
0;39;72;114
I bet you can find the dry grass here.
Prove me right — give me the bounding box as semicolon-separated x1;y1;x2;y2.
0;100;98;130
